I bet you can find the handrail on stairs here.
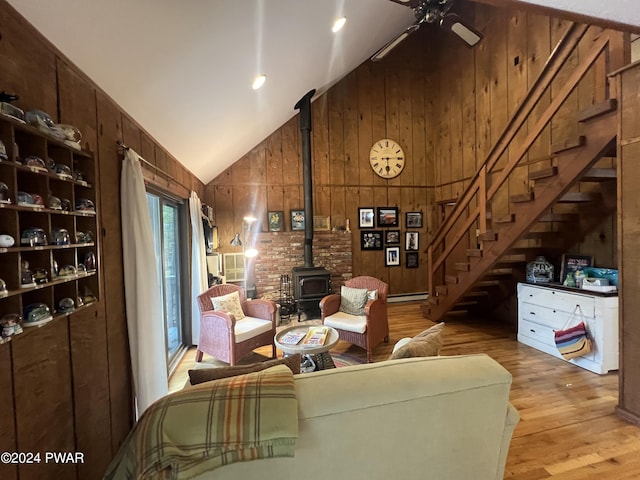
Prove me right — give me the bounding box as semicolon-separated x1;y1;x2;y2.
426;23;613;296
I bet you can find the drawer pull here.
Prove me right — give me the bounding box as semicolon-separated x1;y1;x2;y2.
530;312;535;315
529;329;536;333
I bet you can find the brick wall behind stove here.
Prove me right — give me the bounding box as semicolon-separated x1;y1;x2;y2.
254;231;352;297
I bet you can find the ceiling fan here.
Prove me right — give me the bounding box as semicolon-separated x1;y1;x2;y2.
372;0;483;61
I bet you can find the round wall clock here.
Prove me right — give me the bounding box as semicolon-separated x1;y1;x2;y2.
369;138;405;179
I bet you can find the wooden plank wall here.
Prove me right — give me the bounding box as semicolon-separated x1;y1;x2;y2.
615;62;640;424
207;2;624;295
0;2;205;479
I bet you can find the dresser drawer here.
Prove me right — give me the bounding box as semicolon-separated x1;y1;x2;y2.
520;302;592;331
518;285;595;317
519;318;595;361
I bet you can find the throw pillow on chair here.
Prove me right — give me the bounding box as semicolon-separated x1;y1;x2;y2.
389;322;445;360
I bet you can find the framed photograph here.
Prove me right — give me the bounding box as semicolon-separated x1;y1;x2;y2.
313;215;331;231
406;211;423;228
377;207;399;227
406;252;419;268
385;247;401;266
405;231;419;251
268;211;284;232
290;209;305;231
361;230;383;250
559;254;593;284
385;230;400;245
358;207;375;229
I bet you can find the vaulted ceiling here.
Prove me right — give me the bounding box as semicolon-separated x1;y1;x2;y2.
7;0;639;183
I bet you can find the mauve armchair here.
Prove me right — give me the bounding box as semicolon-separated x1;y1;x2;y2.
320;276;389;362
196;284;277;365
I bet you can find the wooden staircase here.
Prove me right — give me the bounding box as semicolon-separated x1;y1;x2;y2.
422;24;620;322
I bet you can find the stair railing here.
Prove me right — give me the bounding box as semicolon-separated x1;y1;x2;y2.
426;23;613;296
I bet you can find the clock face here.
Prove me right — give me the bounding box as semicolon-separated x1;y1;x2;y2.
369;139;405;179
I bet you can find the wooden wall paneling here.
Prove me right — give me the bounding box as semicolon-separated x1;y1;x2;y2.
312;94;330;186
373;186;390;283
507;11;531;201
460;46;477;181
139;132;157;167
400;186;418;290
70;304;112;480
248;143;266;185
449;41;465;188
0;344;16;480
281;116;301;185
384;68;401;187
266;185;284;216
233;185;267;231
351;185;371;276
619;139;640;417
343;71;360;186
313;185;332;218
357;65;375;186
231;154;251;185
328;83;345;186
410;70;427;186
121;116;142;153
12;321;76;480
526;14;552;176
265;127;283;186
436;47;452;201
424;69;437;190
282;185;303;231
56;60;98;153
370;64;388;187
549;18;579;147
0;4;57;118
329;186;347;231
396;69;413;187
96;91;133;453
474;4;492;176
153;144;169;180
212;184;234;254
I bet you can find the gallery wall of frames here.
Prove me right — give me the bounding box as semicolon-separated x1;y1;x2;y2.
358;207;422;268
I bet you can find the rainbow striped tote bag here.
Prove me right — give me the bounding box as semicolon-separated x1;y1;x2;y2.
554;305;592;360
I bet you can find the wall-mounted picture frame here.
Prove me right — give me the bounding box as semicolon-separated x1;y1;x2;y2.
358;207;375;229
377;207;399;227
385;230;400;245
385;246;401;266
559;254;593;284
313;215;331;231
406;252;419;268
268;211;284;232
361;231;383;250
406;211;423;228
290;209;305;231
405;231;419;251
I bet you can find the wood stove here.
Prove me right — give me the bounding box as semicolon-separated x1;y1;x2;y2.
291;89;331;320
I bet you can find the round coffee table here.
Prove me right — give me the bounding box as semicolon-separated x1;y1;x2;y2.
275;324;339;372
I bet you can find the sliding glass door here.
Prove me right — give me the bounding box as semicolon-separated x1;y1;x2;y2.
146;190;187;371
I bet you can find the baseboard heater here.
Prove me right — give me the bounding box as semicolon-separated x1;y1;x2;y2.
387;292;428;303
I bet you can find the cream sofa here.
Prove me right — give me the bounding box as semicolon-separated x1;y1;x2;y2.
193;353;519;480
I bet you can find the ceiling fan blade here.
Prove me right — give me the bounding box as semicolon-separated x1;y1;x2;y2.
371;24;420;62
386;0;423;8
440;13;483;47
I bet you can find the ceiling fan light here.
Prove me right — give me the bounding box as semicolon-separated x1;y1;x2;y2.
371;24;419;62
252;74;266;90
451;22;482;46
332;16;346;33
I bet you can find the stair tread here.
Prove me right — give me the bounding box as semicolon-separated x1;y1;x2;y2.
577;98;617;122
558;192;601;203
539;213;580;222
511;192;535;203
580;167;616;182
529;166;558;181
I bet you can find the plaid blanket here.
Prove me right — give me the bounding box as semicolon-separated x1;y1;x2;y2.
103;364;298;480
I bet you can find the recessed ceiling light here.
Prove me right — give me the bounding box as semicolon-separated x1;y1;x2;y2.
252;74;266;90
332;16;346;33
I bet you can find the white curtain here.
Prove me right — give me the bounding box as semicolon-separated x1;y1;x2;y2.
121;149;167;415
189;191;208;345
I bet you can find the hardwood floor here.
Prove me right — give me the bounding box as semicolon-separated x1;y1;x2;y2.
171;301;640;479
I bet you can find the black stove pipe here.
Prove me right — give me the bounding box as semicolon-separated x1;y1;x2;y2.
294;89;316;269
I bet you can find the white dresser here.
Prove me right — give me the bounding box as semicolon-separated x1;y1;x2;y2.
517;282;619;374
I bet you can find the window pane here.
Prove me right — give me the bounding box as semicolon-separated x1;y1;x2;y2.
163;203;182;358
